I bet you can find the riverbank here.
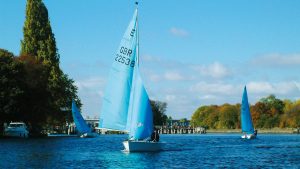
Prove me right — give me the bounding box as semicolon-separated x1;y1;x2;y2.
207;128;297;134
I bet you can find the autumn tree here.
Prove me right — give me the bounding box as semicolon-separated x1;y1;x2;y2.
191;105;219;129
217;104;239;129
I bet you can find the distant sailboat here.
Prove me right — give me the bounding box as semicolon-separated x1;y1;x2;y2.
72;101;96;138
240;86;257;139
99;2;163;152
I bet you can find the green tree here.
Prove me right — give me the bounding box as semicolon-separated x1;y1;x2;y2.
18;54;51;134
217;104;239;129
0;49;25;134
150;100;168;125
21;0;59;66
191;105;219;129
260;94;285;115
19;0;81;134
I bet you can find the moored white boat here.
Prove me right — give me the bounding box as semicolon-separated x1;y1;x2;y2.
123;140;164;152
4;122;29;138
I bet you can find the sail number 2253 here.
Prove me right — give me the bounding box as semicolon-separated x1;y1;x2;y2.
115;46;135;67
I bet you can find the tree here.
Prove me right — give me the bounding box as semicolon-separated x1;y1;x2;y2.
0;49;25;133
191;105;219;129
217;104;239;129
19;0;81;135
21;0;59;66
260;94;285;115
251;102;268;128
150;100;168;125
18;54;51;134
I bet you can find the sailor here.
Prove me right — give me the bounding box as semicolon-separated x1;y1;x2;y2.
155;130;160;142
151;129;160;142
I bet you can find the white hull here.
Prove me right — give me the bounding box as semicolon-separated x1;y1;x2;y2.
123;140;164;152
241;134;256;139
80;132;97;138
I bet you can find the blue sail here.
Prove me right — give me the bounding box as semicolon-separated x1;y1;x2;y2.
72;101;92;134
241;86;254;134
128;66;154;140
99;9;138;131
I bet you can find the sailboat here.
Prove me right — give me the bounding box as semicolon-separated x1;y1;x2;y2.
99;2;164;152
240;86;257;139
72;100;96;138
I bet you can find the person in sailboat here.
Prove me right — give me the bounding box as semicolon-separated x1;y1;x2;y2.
150;128;160;142
254;130;258;136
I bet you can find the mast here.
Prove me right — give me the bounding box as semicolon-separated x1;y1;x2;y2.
135;1;139;66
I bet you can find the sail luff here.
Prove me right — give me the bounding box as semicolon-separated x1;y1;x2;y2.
241;86;254;134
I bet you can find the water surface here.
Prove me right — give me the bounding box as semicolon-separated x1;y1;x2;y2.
0;134;299;168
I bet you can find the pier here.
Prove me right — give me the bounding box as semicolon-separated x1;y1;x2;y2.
158;126;206;134
65;118;206;135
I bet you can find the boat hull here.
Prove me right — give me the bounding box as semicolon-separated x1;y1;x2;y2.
4;130;29;138
241;134;256;139
122;140;164;152
4;122;29;138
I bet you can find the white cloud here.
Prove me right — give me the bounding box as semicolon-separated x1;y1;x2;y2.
247;81;300;95
164;71;185;81
191;62;231;79
190;82;238;95
170;27;189;37
75;77;106;90
165;94;177;102
252;53;300;67
149;74;161;82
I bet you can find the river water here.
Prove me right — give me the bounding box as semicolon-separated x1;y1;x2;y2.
0;134;299;168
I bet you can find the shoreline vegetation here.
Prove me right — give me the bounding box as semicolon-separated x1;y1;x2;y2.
207;128;298;134
191;95;300;132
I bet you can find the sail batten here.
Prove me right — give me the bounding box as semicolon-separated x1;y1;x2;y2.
241;86;255;134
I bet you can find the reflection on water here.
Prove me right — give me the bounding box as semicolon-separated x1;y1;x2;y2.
0;134;300;168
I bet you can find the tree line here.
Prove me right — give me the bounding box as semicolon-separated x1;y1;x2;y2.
191;95;300;129
0;0;80;135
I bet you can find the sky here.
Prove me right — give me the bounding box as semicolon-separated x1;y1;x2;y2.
1;0;300;119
